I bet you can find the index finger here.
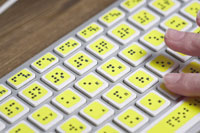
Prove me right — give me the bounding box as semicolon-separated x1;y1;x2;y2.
165;29;200;56
164;11;200;56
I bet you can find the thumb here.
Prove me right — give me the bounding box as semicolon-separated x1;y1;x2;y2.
164;73;200;96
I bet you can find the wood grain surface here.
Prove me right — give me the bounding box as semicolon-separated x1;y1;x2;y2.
0;0;115;78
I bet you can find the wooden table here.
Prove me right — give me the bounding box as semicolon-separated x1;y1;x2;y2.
0;0;115;78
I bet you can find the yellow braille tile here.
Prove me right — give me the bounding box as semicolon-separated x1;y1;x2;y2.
75;72;108;98
140;28;165;51
64;51;97;75
77;22;103;42
80;100;114;125
128;8;160;30
41;66;75;90
99;8;125;27
31;52;58;73
28;104;63;131
52;88;86;114
86;36;119;60
179;59;200;73
7;121;39;133
114;106;148;132
146;54;179;77
97;57;130;82
120;0;146;12
118;42;151;66
180;0;200;21
149;0;180;16
136;90;170;116
7;68;35;89
57;116;91;133
0;84;11;101
124;68;158;93
18;81;52;107
102;83;136;109
160;13;192;31
54;37;81;57
108;21;140;45
65;51;95;71
0;97;29;123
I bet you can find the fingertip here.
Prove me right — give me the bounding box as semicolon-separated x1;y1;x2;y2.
164;73;200;96
164;29;178;50
165;29;185;41
164;37;177;49
164;28;200;56
164;29;186;50
164;73;181;84
165;29;174;39
196;10;200;26
164;73;183;94
163;82;181;95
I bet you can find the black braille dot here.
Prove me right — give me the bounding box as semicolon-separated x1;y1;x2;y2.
136;117;140;120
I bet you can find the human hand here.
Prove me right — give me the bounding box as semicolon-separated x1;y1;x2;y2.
164;12;200;96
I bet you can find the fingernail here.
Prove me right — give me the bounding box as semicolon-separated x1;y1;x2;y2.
164;73;181;84
165;29;185;41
